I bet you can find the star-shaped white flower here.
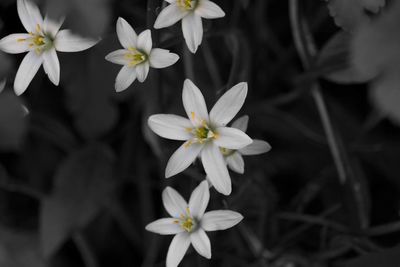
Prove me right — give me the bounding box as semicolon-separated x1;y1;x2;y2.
105;18;179;92
220;115;271;174
0;0;99;95
146;181;243;267
154;0;225;53
148;79;252;195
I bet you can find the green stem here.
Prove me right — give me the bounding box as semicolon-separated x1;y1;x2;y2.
289;0;347;184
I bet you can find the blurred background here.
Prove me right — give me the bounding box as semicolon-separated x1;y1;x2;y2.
0;0;399;266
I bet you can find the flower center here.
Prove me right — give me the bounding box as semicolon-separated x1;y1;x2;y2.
220;147;235;157
174;207;196;232
177;0;198;10
125;47;147;67
17;24;53;55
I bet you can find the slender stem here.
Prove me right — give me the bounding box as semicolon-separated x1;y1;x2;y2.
289;0;347;184
73;233;99;267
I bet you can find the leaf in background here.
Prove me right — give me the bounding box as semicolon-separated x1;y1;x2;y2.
64;39;119;140
343;246;400;267
326;0;385;31
43;0;111;37
352;1;400;126
0;91;28;151
0;227;45;267
40;145;115;257
316;31;372;84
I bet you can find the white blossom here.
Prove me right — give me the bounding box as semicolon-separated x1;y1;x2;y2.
105;18;179;92
221;115;271;174
146;181;243;267
148;79;252;195
154;0;225;53
0;0;98;95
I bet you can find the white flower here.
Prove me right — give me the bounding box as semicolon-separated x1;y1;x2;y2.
0;0;99;95
220;115;271;174
105;18;179;92
148;79;252;195
146;181;243;267
154;0;225;53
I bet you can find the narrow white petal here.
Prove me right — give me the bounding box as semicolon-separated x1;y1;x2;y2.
42;48;60;86
226;152;244;174
145;218;184;235
201;143;231;195
231;115;249;132
0;34;31;54
17;0;43;33
165;141;203;178
154;4;188;29
149;48;179;69
210;82;248;127
166;233;191;267
214;127;252;150
14;51;43;95
115;65;136;92
136;61;150;82
116;17;137;49
239;139;271;155
55;30;98;52
182;79;209;126
201;210;243;231
190;229;211;259
148;114;192;141
43;16;64;37
105;49;128;65
162;187;188;218
136;29;152;55
182;13;203;53
195;0;225;19
188;180;210;219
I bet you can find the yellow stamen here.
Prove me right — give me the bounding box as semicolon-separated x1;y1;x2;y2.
177;0;197;10
17;38;26;42
125;47;146;67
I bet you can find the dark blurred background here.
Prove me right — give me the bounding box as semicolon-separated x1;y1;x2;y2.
0;0;399;266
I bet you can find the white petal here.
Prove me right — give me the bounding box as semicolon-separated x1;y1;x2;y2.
162;187;188;218
154;4;188;29
201;210;243;231
43;16;64;37
136;61;150;82
166;233;190;267
189;180;210;219
105;49;128;65
239;139;271;155
165;141;203;178
17;0;43;33
195;0;225;19
116;17;137;49
210;82;248;127
149;48;179;69
14;51;43;95
226;152;244;174
148;114;192;141
137;29;152;55
231;115;249;132
42;48;60;86
115;65;136;92
182;13;203;53
0;34;31;54
190;229;211;259
145;218;184;235
201;143;231;195
182;79;209;126
55;30;98;52
214;127;252;150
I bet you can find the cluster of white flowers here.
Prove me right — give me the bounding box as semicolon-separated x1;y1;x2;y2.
0;0;271;266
